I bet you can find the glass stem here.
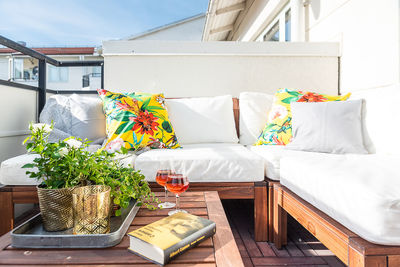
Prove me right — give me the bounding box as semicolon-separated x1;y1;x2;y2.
176;194;180;212
164;186;168;203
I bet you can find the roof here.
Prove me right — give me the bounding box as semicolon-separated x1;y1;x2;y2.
125;13;205;40
202;0;249;41
0;47;95;55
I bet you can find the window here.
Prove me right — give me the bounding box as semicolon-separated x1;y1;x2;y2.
285;9;291;42
264;22;280;42
48;65;69;83
258;5;291;42
13;58;23;79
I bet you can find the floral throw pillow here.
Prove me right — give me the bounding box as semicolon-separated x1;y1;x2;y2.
255;88;351;146
98;89;180;152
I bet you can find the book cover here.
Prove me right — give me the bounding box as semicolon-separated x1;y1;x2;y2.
127;212;216;265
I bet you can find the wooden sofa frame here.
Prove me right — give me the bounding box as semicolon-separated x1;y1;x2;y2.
0;98;270;241
273;183;400;266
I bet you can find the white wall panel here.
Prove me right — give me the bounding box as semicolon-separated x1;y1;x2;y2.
307;0;399;93
0;85;37;163
103;41;339;97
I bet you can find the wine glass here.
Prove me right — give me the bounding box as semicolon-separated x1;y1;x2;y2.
166;173;189;216
155;170;176;209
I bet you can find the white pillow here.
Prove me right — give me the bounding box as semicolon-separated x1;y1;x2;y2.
287;100;368;154
239;92;274;145
69;94;107;143
165;95;238;144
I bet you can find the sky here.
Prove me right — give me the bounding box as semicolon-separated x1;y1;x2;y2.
0;0;209;47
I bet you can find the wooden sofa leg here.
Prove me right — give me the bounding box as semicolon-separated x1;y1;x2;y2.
0;190;14;236
348;245;387;267
273;185;287;249
267;181;274;242
254;181;268;242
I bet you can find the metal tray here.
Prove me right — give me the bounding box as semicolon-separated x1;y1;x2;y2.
11;200;139;248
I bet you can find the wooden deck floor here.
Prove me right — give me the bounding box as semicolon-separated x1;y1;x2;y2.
222;199;345;267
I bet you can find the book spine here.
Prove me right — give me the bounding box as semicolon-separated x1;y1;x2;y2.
163;222;216;265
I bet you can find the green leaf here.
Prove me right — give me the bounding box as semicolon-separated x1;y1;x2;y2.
287;91;301;97
115;209;122;216
113;112;134;122
22;163;35;169
162;121;173;133
115;122;134;135
140;97;151;111
281;96;298;104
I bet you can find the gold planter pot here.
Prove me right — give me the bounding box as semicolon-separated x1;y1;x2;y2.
37;186;75;232
72;185;111;235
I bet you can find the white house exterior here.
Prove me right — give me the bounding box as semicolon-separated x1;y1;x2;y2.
0;47;103;90
126;13;205;41
203;0;399;96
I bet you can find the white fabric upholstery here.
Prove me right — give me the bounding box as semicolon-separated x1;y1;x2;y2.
40;94;106;144
280;152;400;245
0;154;41;185
350;84;400;154
239;92;274;145
69;94;106;143
288;100;367;154
0;145;136;185
135;143;264;182
248;145;305;180
165;96;239;144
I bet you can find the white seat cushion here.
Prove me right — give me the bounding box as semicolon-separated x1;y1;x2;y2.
280;152;400;245
0;145;136;185
135;143;264;182
247;145;286;180
0;154;41;185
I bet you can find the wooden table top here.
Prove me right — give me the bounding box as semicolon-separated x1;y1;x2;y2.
0;191;244;267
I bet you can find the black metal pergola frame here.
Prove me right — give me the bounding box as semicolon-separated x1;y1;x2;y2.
0;35;102;119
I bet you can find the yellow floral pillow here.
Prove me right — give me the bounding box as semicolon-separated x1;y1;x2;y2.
98;89;180;151
255;88;351;146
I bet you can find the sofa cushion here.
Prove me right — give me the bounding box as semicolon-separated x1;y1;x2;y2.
135;143;264;182
40;94;107;144
0;145;136;185
165;96;239;144
98;90;180;151
69;94;106;144
239;92;274;145
280;152;400;245
247;145;304;180
287;100;367;154
0;154;41;185
256;88;351;146
350;85;400;155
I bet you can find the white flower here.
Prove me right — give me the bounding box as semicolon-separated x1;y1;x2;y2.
268;105;288;122
105;138;124;153
59;147;68;157
65;138;82;149
31;123;52;133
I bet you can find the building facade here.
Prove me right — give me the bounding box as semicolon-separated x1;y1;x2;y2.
203;0;399;95
0;47;103;90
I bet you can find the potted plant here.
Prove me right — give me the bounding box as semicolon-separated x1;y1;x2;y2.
23;123;90;231
23;123;157;231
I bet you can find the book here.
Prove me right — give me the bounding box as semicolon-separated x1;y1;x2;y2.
127;212;216;265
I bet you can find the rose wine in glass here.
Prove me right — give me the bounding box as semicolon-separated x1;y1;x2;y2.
166;174;189;216
155;170;176;209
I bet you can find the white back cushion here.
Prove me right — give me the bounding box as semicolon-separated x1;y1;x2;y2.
70;94;106;143
165;95;238;144
239;92;274;145
350;84;400;155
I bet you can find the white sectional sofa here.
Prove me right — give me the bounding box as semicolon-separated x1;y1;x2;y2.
0;93;269;240
2;87;400;266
